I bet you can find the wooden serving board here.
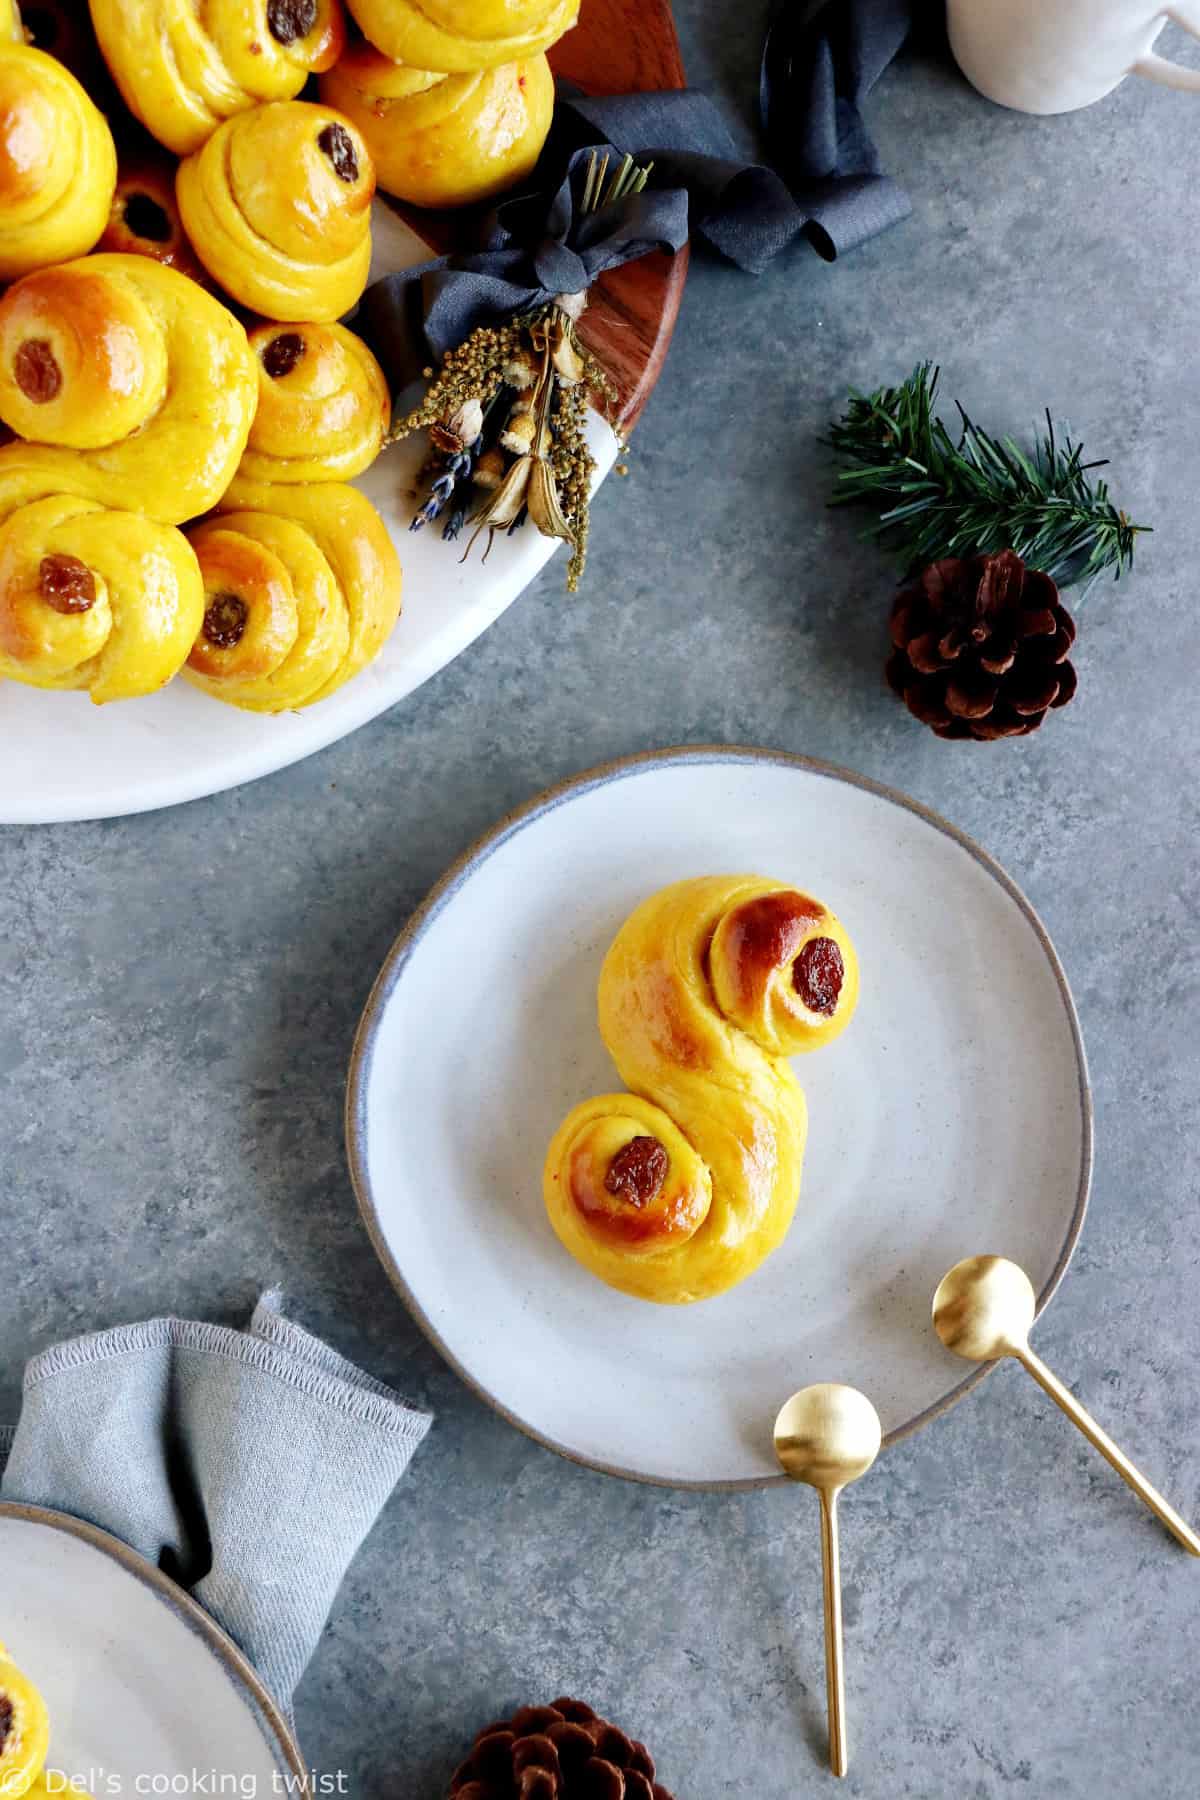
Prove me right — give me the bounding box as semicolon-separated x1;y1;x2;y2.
549;0;689;433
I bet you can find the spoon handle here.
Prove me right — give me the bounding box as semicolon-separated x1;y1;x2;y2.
1018;1347;1200;1556
819;1488;849;1776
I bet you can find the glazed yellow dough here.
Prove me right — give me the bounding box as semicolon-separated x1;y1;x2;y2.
1;0;21;39
184;480;402;711
344;0;577;70
237;322;390;486
88;0;346;154
0;43;117;281
544;876;860;1304
0;1640;51;1798
0;493;204;703
0;255;257;525
176;102;375;322
320;47;554;209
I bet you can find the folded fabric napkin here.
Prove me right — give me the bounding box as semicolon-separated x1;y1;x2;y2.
0;1293;431;1716
363;0;922;389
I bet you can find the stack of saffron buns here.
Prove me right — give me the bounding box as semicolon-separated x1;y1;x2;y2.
0;0;577;711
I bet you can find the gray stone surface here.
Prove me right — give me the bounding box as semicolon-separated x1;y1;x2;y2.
3;6;1199;1796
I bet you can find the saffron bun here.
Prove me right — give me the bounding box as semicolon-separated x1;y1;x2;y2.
0;41;116;281
343;0;577;71
88;0;346;154
184;479;402;711
0;492;203;702
320;45;553;209
175;100;374;322
236;321;390;486
0;254;257;525
544;876;860;1304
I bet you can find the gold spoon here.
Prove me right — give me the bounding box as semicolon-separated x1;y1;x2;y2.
773;1383;883;1777
933;1255;1200;1556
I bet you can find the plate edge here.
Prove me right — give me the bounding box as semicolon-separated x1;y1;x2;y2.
0;1500;306;1783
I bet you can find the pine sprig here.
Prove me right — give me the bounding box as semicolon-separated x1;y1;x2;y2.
829;363;1148;588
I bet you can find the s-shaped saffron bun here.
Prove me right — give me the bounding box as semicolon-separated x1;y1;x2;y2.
88;0;345;155
320;46;554;209
236;321;390;486
544;876;860;1304
0;43;117;281
184;479;402;710
0;254;257;525
344;0;577;71
0;1640;51;1798
176;101;374;322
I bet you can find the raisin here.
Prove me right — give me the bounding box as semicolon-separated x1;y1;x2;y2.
122;191;172;244
604;1137;668;1208
793;937;845;1016
17;5;57;49
13;338;61;403
202;592;249;648
0;1696;12;1754
267;0;317;44
318;121;359;184
262;332;306;379
40;553;96;614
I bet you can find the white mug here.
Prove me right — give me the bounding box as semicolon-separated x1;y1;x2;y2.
947;1;1200;114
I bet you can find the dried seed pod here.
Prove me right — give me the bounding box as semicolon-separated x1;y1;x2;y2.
551;320;584;386
431;395;484;455
527;457;575;545
475;454;532;529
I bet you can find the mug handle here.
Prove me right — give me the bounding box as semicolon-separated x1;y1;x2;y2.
1134;5;1200;87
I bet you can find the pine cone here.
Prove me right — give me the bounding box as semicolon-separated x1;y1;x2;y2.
448;1699;676;1800
886;549;1078;740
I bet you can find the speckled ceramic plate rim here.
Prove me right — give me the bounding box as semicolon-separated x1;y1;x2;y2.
345;744;1094;1489
0;1500;305;1782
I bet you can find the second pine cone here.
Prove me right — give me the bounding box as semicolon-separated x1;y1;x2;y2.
448;1699;676;1800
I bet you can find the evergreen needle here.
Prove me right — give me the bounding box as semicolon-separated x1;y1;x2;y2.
828;362;1149;588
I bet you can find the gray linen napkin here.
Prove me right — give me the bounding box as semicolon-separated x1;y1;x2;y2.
0;1292;431;1712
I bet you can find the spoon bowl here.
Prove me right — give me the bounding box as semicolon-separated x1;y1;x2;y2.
932;1254;1036;1362
774;1382;883;1491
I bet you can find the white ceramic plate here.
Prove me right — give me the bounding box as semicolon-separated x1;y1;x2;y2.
347;747;1092;1488
0;208;617;825
0;1503;302;1788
